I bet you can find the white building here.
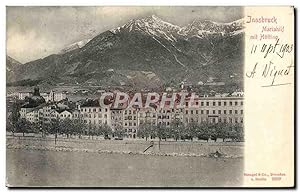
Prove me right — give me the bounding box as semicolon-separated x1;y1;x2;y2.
18;92;33;100
41;90;67;102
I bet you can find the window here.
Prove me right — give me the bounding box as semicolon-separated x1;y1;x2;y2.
218;101;221;106
241;101;243;106
196;110;198;114
229;110;232;114
229;101;233;106
206;102;209;106
235;101;238;106
224;110;227;114
212;110;215;114
186;110;188;114
224;102;227;106
201;110;204;114
235;110;238;114
218;110;221;114
191;110;193;114
201;102;204;106
241;110;243;114
206;110;209;114
213;102;215;106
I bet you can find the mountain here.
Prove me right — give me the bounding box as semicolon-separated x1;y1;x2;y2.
7;15;244;90
6;56;22;82
59;38;91;54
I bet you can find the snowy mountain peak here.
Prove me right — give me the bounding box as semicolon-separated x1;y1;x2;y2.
60;38;91;54
111;15;244;40
110;15;182;42
151;14;161;20
179;18;245;37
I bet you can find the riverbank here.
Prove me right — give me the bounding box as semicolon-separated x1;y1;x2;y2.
7;135;244;158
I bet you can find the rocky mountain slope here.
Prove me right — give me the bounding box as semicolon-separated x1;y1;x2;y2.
7;15;245;90
6;56;23;82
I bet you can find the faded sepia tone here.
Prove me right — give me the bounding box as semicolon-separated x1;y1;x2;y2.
244;6;294;187
5;6;294;188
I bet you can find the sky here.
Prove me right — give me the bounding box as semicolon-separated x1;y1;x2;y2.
6;6;243;63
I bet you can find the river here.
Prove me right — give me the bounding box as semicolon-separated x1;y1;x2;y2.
7;149;243;187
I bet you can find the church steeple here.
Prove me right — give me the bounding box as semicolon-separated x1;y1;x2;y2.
33;87;40;96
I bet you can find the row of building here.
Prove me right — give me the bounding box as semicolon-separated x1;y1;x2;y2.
18;90;67;102
19;89;244;139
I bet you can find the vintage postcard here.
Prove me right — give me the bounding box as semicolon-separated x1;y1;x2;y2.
6;6;294;187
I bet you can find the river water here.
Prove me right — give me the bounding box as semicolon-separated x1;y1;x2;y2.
7;149;243;187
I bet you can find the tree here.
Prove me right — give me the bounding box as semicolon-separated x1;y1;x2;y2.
87;125;93;139
6;119;14;134
100;124;112;139
195;122;211;142
30;122;42;134
46;118;61;144
72;119;86;138
59;118;73;138
7;104;20;136
214;122;229;142
170;119;184;141
15;118;31;136
156;124;167;141
230;124;244;142
149;125;157;139
137;123;151;141
113;125;124;139
186;122;198;141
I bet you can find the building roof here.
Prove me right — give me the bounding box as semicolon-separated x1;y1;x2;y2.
81;99;100;107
